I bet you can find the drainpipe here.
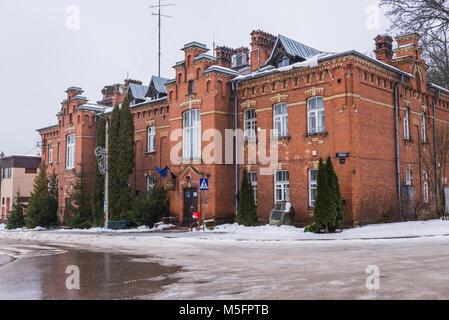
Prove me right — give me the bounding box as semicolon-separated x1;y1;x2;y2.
232;81;240;217
433;89;441;214
394;75;404;220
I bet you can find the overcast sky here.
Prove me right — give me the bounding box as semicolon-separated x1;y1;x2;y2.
0;0;389;156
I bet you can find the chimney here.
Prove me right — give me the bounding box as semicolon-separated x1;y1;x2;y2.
250;30;277;71
216;46;235;68
374;34;394;63
394;33;421;60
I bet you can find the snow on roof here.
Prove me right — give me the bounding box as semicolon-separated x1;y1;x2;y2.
36;124;59;132
77;103;105;113
182;41;208;51
194;54;217;62
204;65;239;77
65;86;83;92
72;95;88;101
428;82;449;95
233;50;414;82
128;83;149;100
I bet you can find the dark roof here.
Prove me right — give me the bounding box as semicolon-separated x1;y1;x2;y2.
128;83;149;101
36;124;59;132
266;35;322;65
182;41;208;51
1;156;42;169
65;86;83;92
194;54;217;62
150;76;170;94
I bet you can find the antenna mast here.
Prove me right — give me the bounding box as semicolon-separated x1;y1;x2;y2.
150;0;175;77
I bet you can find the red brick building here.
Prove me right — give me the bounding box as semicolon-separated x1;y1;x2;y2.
37;31;449;226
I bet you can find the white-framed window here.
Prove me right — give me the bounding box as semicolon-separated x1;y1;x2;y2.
309;169;318;207
404;108;410;140
274;170;289;203
423;171;429;203
147;175;155;192
244;108;257;141
406;170;412;186
307;96;325;134
183;109;201;160
248;171;258;205
273;103;288;138
48;144;53;164
147;126;156;153
66;134;75;169
3;168;12;179
421;112;427;143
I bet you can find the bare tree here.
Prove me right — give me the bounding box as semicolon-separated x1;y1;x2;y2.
419;124;449;220
381;0;449;89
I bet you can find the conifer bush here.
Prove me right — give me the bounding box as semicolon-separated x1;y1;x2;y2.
236;169;259;226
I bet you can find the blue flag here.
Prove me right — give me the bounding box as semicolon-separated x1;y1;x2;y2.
154;166;168;178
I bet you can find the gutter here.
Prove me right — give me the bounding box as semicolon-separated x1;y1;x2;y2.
433;89;441;213
394;75;405;220
232;81;240;217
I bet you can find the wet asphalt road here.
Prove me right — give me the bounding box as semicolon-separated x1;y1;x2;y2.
0;240;181;300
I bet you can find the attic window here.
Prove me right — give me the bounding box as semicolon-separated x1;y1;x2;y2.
278;56;290;68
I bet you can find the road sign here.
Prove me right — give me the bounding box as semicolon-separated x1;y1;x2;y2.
200;178;209;191
192;212;200;219
336;152;350;158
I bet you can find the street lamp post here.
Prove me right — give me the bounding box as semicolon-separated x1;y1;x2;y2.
104;119;109;229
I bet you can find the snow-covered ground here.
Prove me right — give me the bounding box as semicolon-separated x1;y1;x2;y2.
1;219;449;299
1;219;448;241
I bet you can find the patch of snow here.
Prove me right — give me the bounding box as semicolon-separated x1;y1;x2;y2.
55;224;175;234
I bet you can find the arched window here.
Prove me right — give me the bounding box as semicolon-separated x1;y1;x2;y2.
273;103;288;138
421;112;427;143
404;108;410;140
183;109;201;160
48;144;53;164
307;96;325;134
66;134;75;169
147;126;155;153
196;68;201;80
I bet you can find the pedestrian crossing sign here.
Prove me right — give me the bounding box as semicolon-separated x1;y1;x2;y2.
200;178;209;191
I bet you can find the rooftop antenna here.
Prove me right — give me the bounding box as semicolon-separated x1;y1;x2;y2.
150;0;175;77
213;31;216;57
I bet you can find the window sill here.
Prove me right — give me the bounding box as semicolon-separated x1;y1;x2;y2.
144;151;156;155
303;131;328;138
186;93;196;99
244;138;258;144
404;139;414;143
272;135;291;141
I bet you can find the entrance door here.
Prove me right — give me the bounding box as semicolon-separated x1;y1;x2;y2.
183;188;198;226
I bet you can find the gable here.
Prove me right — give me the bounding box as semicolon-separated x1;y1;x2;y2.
266;35;322;67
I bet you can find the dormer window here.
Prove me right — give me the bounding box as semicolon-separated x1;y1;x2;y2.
152;93;159;100
278;56;290;68
232;53;247;68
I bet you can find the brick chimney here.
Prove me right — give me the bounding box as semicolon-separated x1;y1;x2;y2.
374;34;394;63
250;30;277;71
216;46;236;68
394;33;421;60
